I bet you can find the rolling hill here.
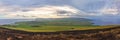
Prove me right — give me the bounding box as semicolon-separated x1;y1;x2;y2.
0;18;99;32
15;18;93;26
1;18;115;32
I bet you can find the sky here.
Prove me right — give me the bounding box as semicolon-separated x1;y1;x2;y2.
0;0;120;19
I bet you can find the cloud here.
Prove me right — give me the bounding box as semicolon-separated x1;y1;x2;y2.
3;5;87;18
0;0;120;19
97;0;120;15
100;8;119;15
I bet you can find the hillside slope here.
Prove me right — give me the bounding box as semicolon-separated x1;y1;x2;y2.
15;18;93;26
0;26;120;40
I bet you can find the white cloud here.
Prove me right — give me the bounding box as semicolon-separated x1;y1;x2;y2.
100;8;119;15
98;1;119;15
1;5;108;19
3;5;86;18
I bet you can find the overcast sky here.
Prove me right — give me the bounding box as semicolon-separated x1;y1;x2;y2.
0;0;119;19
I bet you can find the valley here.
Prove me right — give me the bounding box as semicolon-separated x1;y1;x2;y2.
0;18;119;40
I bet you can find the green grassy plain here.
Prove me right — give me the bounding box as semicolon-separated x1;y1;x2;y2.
0;18;117;32
0;25;115;32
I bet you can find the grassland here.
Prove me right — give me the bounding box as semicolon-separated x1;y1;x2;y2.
0;18;117;32
0;25;116;32
0;18;119;40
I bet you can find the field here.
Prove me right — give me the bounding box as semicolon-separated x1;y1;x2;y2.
0;18;116;32
0;18;119;40
0;25;116;32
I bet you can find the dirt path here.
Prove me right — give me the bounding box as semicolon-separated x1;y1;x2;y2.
0;26;120;40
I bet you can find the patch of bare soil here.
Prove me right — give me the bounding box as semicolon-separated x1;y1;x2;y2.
0;26;120;40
